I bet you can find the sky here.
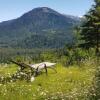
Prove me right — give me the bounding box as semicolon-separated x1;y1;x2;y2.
0;0;94;22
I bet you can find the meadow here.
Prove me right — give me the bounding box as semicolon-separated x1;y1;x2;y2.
0;59;96;100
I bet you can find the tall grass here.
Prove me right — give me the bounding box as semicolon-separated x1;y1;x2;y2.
0;60;96;100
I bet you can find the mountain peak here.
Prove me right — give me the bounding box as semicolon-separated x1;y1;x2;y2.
40;7;50;12
34;7;51;12
30;7;60;15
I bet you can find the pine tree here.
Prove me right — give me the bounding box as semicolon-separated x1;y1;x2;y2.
80;0;100;55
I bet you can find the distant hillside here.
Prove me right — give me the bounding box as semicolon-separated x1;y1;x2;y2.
0;7;81;48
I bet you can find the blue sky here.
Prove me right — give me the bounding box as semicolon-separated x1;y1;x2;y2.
0;0;94;22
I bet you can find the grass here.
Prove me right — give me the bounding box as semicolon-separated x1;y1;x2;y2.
0;62;96;100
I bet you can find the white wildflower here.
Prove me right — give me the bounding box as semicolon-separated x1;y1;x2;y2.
40;92;46;96
30;76;35;82
0;84;2;86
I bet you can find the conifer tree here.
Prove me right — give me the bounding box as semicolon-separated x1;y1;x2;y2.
80;0;100;55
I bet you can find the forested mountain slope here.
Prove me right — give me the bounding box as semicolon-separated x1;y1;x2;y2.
0;7;80;48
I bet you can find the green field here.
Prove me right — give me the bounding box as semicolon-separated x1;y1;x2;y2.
0;61;96;100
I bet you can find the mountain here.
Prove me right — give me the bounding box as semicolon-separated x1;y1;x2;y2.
0;7;80;48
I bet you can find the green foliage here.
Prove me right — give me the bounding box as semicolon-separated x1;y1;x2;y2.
0;62;95;100
73;26;82;47
80;0;100;55
0;41;98;100
55;47;95;67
